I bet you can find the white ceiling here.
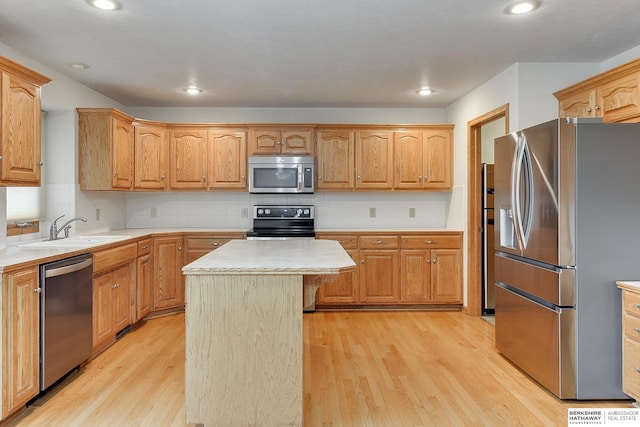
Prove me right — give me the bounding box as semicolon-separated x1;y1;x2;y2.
1;0;640;108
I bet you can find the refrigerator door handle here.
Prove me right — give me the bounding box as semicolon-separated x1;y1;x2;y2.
512;134;526;250
512;133;534;251
520;135;534;247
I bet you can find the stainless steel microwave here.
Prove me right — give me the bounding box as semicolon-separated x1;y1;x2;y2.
248;156;315;194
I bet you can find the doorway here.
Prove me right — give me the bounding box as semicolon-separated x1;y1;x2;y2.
466;104;509;317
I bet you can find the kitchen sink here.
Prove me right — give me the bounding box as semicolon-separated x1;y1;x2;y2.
18;235;132;248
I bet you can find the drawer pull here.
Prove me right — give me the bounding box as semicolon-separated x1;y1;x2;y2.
208;242;220;246
635;327;640;334
636;367;640;374
636;304;640;309
372;240;386;245
424;240;437;244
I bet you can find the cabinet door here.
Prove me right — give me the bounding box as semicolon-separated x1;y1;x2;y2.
599;73;640;122
92;273;114;351
134;123;167;190
355;131;393;189
281;129;313;154
2;268;39;416
208;129;247;189
400;250;431;303
111;115;134;189
394;131;423;189
359;249;399;303
112;265;131;333
558;89;599;118
136;254;153;321
423;128;452;190
153;236;185;309
316;130;355;190
0;72;42;185
431;249;462;303
169;129;208;189
317;249;359;304
249;129;281;154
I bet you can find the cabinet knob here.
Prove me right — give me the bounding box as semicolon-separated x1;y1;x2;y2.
594;105;601;110
635;303;640;309
178;246;183;251
361;259;365;264
161;175;165;180
586;107;592;112
636;367;640;374
34;288;42;293
432;258;437;263
318;176;322;180
418;176;423;181
357;175;361;180
202;176;206;181
241;176;246;180
635;327;640;334
38;162;44;166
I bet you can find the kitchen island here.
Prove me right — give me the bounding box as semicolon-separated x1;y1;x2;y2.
182;239;355;426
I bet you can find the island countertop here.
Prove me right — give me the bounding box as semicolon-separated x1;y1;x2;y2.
182;239;356;275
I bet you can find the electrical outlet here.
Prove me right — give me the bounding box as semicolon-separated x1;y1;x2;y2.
150;207;157;218
95;208;101;221
369;207;376;218
409;207;416;218
241;207;249;218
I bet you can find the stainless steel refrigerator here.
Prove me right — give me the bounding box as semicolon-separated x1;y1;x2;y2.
494;117;640;399
482;163;495;314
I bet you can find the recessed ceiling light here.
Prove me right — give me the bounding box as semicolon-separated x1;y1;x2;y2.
86;0;122;11
183;87;204;95
416;88;435;96
505;0;540;15
67;62;90;70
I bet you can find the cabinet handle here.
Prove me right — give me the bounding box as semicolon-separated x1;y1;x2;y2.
636;367;640;374
586;107;592;112
34;288;42;293
424;240;437;244
418;176;423;181
141;245;149;249
372;240;386;245
161;175;165;180
38;162;44;166
318;176;322;180
178;246;183;251
208;242;220;246
635;304;640;309
357;175;361;180
635;327;640;334
594;105;601;111
432;258;437;263
112;284;117;289
202;176;206;181
361;259;365;264
241;176;246;180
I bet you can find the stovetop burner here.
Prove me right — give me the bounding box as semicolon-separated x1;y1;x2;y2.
246;205;315;240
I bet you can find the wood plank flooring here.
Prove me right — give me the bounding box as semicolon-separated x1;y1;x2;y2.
5;311;635;426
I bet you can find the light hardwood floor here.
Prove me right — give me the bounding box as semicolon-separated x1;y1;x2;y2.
6;311;635;426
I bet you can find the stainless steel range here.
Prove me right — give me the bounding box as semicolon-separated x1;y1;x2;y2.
246;205;315;240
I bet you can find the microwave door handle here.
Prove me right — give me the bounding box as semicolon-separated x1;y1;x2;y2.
297;164;303;191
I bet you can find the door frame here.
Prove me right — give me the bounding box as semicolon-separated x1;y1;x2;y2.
466;104;509;316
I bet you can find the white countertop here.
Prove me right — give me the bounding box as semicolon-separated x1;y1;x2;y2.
617;281;640;291
182;239;356;275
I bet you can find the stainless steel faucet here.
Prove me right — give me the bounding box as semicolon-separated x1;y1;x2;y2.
49;215;87;240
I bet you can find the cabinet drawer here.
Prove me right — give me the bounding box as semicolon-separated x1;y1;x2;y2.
359;235;399;249
93;243;137;275
625;313;640;343
317;234;358;249
186;237;233;250
401;235;462;249
623;290;640;317
137;238;152;256
623;337;640;399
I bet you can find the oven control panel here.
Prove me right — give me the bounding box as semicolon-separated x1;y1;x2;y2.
253;205;315;219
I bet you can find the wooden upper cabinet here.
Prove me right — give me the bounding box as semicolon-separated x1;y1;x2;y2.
554;58;640;123
208;129;247;190
394;131;423;189
134;121;168;190
168;127;208;190
0;56;50;186
423;127;453;190
248;126;315;155
78;108;134;190
355;130;394;189
316;129;355;190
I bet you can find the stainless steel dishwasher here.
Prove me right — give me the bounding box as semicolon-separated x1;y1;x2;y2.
40;253;93;390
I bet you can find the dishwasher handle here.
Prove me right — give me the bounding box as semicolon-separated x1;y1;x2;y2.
44;257;93;278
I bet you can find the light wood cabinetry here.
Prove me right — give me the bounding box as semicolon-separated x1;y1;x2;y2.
134;121;168;190
316;231;462;308
1;267;40;418
555;58;640;123
316;130;355;190
184;233;244;264
134;239;153;322
207;129;247;190
618;284;640;401
78;108;135;190
168;127;208;190
153;235;185;310
0;56;50;186
394;128;453;191
355;131;394;190
248;125;315;155
92;243;136;352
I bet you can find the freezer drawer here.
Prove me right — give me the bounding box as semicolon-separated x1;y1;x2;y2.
495;252;574;306
495;284;576;399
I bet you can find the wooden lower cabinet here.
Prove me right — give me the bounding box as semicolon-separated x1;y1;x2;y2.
135;238;153;322
618;284;640;401
153;235;185;310
93;263;133;352
184;233;244;264
1;267;40;418
316;231;462;308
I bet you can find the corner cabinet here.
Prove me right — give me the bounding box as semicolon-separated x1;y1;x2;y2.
1;266;40;419
153;235;185;310
0;56;50;186
554;58;640;123
78;108;135;190
316;231;463;308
